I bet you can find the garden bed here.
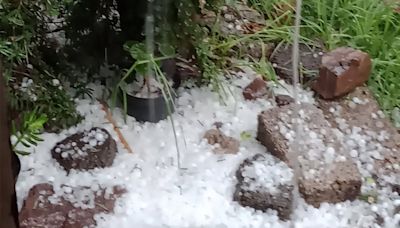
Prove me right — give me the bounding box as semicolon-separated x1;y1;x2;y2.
16;69;400;227
2;0;400;227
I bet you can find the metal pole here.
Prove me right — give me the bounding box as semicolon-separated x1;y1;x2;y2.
0;62;19;228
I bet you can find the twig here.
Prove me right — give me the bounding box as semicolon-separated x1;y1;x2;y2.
97;99;134;154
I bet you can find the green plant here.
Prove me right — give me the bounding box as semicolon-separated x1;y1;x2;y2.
111;40;183;170
1;0;82;132
111;42;175;121
301;0;400;119
248;0;294;20
175;0;297;87
11;109;47;155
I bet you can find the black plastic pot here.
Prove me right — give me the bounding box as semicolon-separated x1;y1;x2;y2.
125;92;175;123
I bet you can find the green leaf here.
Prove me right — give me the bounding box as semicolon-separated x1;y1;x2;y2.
159;43;175;57
26;137;38;146
240;131;252;141
30;134;42;142
124;41;148;61
28;114;47;131
21;140;32;148
7;14;24;26
135;62;148;76
365;177;375;185
15;150;31;156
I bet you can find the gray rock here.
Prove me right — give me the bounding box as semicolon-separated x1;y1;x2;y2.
51;127;117;172
234;154;294;220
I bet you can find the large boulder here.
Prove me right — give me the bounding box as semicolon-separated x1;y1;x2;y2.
51;128;117;172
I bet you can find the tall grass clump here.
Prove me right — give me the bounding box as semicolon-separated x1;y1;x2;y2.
301;0;400;120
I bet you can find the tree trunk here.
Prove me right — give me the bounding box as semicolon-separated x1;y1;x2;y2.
0;63;19;228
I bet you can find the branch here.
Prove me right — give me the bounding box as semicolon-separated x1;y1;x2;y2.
98;99;133;154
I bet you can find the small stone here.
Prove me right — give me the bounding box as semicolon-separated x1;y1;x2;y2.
203;129;240;154
348;101;356;109
312;47;372;99
377;110;385;118
275;95;294;107
213;122;223;129
242;77;268;100
352;97;362;104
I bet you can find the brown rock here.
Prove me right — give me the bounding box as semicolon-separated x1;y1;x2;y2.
213;121;223;129
204;129;240;154
243;77;267;100
234;154;293;220
275;94;295;107
51;128;117;172
313;47;372;99
257;103;362;207
19;183;125;228
298;161;362;207
270;43;323;84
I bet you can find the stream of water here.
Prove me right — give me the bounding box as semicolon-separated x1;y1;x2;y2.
145;0;183;175
145;0;156;122
290;0;304;226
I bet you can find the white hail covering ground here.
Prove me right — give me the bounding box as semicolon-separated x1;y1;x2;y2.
16;69;400;228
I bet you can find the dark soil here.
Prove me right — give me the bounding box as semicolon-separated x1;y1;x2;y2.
269;43;324;84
